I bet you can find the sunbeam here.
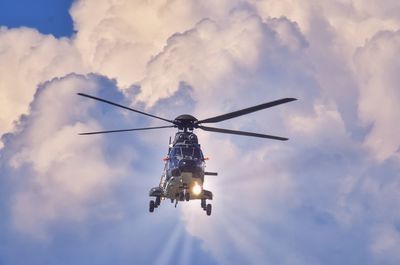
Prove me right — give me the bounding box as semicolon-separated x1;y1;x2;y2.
1;1;400;264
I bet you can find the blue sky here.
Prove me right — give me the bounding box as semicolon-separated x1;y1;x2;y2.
1;1;400;265
0;0;74;37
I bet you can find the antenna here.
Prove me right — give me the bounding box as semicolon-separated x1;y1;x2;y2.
168;136;172;153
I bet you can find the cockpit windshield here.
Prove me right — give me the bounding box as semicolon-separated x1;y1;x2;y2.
170;145;203;160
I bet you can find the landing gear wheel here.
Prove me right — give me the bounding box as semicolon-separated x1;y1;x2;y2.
155;196;161;207
149;200;155;213
206;204;212;216
201;199;206;210
185;192;190;201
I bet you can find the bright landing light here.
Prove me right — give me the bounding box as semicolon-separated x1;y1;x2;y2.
192;182;202;195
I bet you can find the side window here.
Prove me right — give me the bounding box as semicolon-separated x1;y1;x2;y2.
169;147;181;168
171;147;182;157
193;148;200;159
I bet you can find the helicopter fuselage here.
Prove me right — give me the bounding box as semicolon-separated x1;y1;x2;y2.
149;131;213;212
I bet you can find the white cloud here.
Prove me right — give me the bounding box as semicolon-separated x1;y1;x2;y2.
2;74;136;238
138;13;269;106
1;0;400;264
0;27;84;135
355;30;400;161
69;0;209;87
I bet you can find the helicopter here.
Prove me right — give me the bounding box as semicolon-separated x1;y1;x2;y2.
77;93;296;216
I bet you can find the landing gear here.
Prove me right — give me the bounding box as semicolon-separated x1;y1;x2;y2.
149;200;155;213
206;204;212;216
179;192;184;201
155;196;161;207
178;190;191;201
201;199;212;216
201;199;206;209
150;197;161;212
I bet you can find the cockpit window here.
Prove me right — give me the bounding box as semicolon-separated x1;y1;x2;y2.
171;147;182;157
170;146;203;160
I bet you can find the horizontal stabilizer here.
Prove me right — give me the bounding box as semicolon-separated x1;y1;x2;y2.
205;172;218;176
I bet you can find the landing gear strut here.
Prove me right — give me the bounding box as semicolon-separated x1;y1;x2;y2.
155;196;161;207
201;199;206;209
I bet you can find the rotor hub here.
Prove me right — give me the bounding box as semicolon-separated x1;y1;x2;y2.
173;114;198;131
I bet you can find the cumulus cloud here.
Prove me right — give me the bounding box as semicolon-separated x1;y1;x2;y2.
1;74;132;238
1;0;400;265
355;30;400;161
69;0;210;87
0;27;84;135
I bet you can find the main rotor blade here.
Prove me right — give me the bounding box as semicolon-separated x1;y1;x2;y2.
77;93;173;123
79;125;175;135
197;98;297;124
199;125;288;141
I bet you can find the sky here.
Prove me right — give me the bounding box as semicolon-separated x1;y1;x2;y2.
0;1;400;265
0;0;74;37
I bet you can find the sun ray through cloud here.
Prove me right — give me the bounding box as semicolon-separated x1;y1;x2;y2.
1;0;400;264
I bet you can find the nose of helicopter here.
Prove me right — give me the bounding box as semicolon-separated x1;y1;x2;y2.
178;159;197;172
